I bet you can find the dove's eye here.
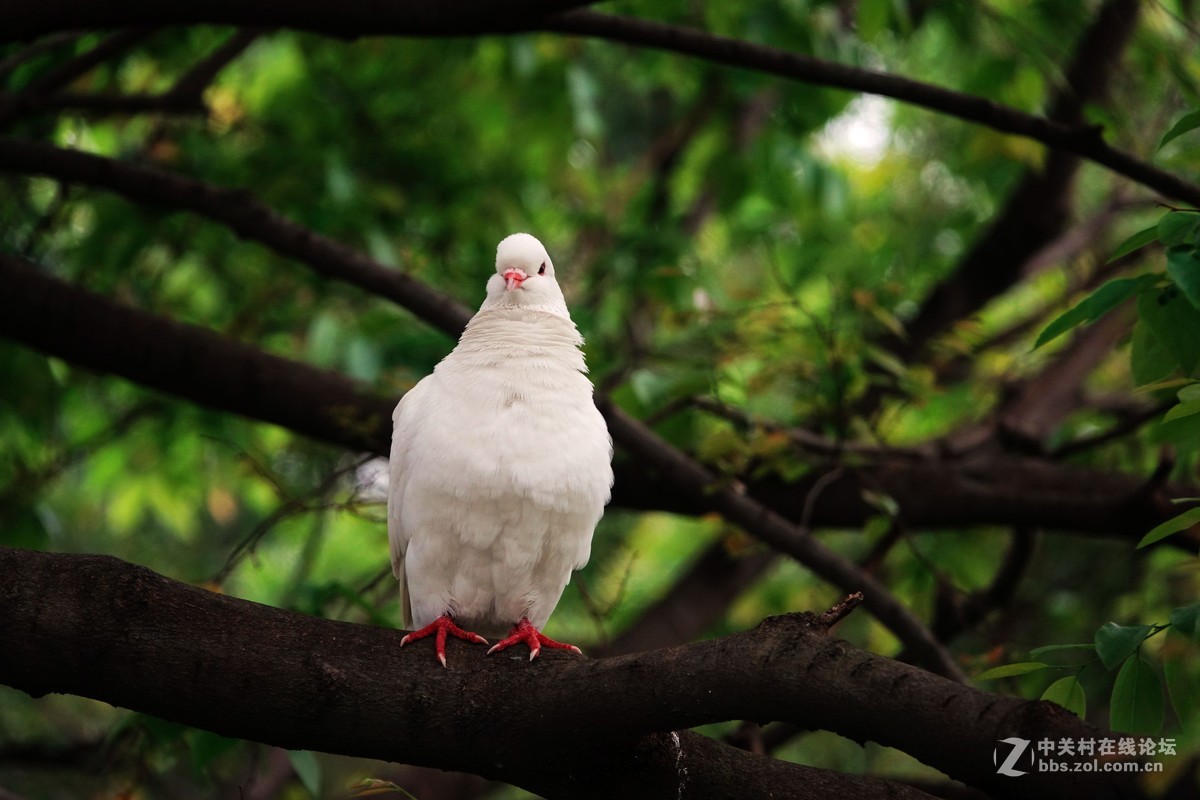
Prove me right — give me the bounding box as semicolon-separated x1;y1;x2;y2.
538;263;546;275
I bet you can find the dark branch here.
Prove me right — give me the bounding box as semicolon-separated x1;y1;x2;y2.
0;89;207;117
541;8;1200;207
168;28;264;101
0;31;82;80
3;6;1198;206
0;1;602;43
0;250;1194;553
600;398;964;680
0;28;157;127
0;136;473;337
0;545;1141;800
0;253;394;454
887;0;1139;363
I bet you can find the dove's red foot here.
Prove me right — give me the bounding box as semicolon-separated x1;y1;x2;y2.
486;618;582;661
400;615;488;668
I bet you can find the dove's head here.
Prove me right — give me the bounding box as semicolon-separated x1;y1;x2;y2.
482;232;569;316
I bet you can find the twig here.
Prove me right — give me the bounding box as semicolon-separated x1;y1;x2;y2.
600;398;966;681
0;28;157;127
817;592;863;629
0;137;474;337
541;5;1200;207
0;89;206;117
20;28;155;95
0;31;83;80
167;28;264;101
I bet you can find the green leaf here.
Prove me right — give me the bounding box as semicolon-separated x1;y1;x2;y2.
1041;676;1086;718
974;662;1049;681
1095;622;1153;669
1167;247;1200;309
1131;320;1177;386
1137;506;1200;549
1107;224;1160;263
1033;276;1153;350
1137;284;1200;375
1164;400;1200;423
1180;383;1200;403
1110;655;1164;735
289;750;322;798
189;731;239;774
1029;643;1096;660
1158;211;1200;247
857;0;890;40
1170;602;1200;640
1159;109;1200;150
1150;410;1200;453
1163;630;1199;723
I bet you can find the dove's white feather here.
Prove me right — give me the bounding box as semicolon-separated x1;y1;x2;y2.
388;234;612;638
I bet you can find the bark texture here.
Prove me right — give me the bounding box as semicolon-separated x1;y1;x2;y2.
0;546;1141;800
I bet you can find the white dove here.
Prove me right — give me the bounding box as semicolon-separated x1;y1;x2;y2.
388;233;613;666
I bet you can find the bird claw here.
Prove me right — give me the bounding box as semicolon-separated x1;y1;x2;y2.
400;616;488;667
486;618;582;660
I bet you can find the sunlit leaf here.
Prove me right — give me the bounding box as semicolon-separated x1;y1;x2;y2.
1028;643;1095;660
1164;400;1200;423
1137;507;1200;549
1033;276;1154;350
974;662;1049;681
1106;224;1159;263
1041;676;1086;718
1159;109;1200;150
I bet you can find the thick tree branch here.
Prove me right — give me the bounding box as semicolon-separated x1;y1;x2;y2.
0;136;474;337
540;9;1200;208
1;1;601;43
0;251;1195;554
3;6;1198;206
0;253;394;454
601;398;965;680
0;545;1141;800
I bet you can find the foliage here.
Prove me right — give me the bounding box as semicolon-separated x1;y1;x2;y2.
2;0;1200;797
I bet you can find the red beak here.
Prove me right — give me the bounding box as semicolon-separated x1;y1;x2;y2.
503;268;527;291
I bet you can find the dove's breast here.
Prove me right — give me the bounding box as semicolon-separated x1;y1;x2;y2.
393;312;612;633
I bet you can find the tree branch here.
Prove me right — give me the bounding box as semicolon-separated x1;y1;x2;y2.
1;1;602;43
0;136;474;337
600;397;965;680
167;27;264;102
0;250;1194;553
0;545;1141;800
884;0;1139;364
0;252;394;454
540;8;1200;207
0;28;157;127
3;6;1198;206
